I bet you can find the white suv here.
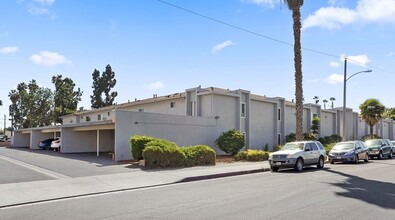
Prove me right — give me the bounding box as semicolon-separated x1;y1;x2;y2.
268;141;326;172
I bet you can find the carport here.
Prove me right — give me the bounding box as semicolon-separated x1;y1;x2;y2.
12;126;61;149
61;121;115;158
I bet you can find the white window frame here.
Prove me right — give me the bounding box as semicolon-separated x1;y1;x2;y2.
241;102;246;118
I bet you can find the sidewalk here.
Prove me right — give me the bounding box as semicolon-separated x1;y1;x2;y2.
0;161;271;208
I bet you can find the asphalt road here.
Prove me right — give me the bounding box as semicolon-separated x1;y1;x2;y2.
1;158;394;219
0;147;136;183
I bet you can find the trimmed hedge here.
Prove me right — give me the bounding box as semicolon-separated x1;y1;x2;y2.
130;135;155;160
143;140;185;168
135;135;217;168
235;149;269;161
183;145;216;166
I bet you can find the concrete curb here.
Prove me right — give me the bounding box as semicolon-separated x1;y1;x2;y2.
178;168;271;183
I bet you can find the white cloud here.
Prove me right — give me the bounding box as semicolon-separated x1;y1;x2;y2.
303;0;395;30
340;54;370;67
212;40;236;53
329;61;340;67
388;51;395;56
27;0;56;17
147;81;164;90
33;0;55;5
324;73;343;84
241;0;277;8
30;51;71;66
28;5;50;15
0;46;18;54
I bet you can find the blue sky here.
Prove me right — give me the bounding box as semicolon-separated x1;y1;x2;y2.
1;0;395;128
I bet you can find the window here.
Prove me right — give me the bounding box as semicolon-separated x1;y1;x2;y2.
139;108;144;112
309;143;318;151
170;102;175;108
80;116;83;119
277;133;281;145
278;109;281;121
241;103;246;118
98;115;102;121
107;112;110;116
86;116;91;122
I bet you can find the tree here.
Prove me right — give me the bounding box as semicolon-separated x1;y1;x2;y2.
90;64;118;108
52;75;83;124
311;116;320;135
383;107;395;120
359;98;385;139
330;97;336;109
322;99;328;109
8;80;53;129
282;0;304;141
313;96;319;104
215;129;245;155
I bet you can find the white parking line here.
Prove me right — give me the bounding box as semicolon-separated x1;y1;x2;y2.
0;155;70;179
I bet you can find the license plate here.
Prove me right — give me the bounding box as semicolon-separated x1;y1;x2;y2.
336;157;341;159
276;162;281;165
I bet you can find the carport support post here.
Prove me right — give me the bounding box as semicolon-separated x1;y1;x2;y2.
96;129;99;157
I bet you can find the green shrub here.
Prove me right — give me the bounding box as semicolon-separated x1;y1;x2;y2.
130;135;155;160
362;134;381;141
143;140;185;168
183;145;216;166
303;132;316;140
235;149;269;161
330;134;342;143
215;129;245;155
285;132;296;142
324;143;336;155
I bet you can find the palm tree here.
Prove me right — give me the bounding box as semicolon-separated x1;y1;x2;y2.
330;97;336;109
313;96;319;104
322;99;328;109
359;98;385;139
283;0;304;141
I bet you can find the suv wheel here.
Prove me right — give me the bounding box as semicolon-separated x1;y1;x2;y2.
270;166;279;172
378;151;383;160
389;151;393;159
294;158;304;172
317;156;324;168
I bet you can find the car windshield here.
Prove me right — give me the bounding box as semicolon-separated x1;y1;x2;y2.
365;140;381;147
282;143;304;150
332;143;354;150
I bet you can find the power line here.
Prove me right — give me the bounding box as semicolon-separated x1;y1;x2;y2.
157;0;339;58
156;0;395;75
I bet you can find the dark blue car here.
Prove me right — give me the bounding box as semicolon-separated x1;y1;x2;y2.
38;138;55;150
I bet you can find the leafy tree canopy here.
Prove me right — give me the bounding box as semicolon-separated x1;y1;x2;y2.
8;80;54;129
52;75;83;124
359;98;385;138
383;107;395;120
90;64;118;108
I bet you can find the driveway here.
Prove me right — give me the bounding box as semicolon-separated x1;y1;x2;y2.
0;147;136;184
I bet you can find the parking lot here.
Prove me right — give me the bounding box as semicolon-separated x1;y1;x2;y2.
0;146;138;184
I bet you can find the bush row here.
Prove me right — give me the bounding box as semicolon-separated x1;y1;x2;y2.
235;149;269;161
130;135;216;168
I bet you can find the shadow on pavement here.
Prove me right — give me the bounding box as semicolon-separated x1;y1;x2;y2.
324;169;395;209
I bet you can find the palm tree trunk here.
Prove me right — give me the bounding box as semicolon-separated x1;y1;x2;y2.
292;7;304;141
370;125;374;139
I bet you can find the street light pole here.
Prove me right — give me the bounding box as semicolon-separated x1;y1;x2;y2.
342;58;372;141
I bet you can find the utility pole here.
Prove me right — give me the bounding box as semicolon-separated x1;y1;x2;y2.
3;114;5;135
